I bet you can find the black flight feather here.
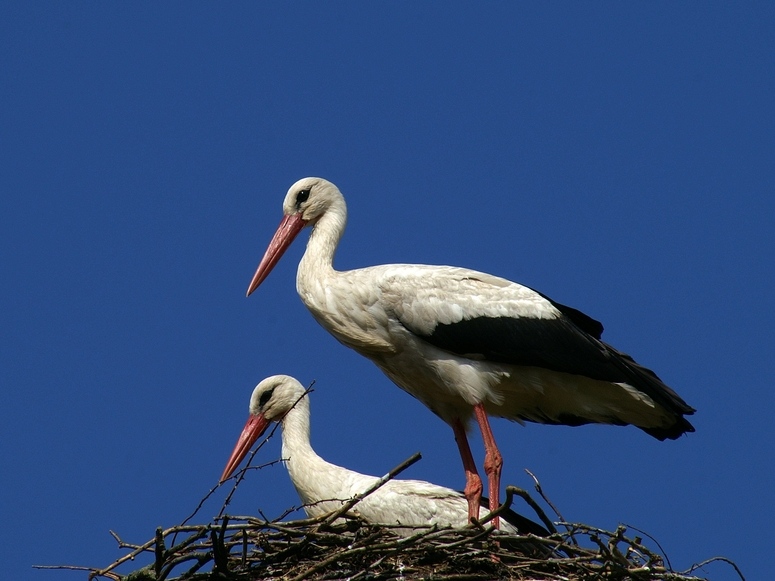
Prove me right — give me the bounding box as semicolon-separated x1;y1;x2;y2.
422;312;695;439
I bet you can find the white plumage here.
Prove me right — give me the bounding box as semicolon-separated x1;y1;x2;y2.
220;375;545;534
245;177;695;526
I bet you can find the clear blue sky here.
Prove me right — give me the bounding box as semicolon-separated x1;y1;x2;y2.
2;4;772;580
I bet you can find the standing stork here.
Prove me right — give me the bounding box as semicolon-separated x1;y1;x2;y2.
220;375;548;535
245;177;695;527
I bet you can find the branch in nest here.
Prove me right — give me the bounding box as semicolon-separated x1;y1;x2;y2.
319;451;422;526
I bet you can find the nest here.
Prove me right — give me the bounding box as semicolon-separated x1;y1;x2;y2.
74;513;736;581
38;453;743;581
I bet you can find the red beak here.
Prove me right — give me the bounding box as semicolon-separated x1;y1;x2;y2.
246;213;306;297
220;413;270;482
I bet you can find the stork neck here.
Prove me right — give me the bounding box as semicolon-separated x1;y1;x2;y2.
298;202;346;280
277;396;327;513
282;396;314;458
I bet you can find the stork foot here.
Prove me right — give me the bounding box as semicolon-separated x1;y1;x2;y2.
463;471;484;523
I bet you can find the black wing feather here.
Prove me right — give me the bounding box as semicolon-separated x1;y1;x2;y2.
534;289;605;340
422;313;695;438
426;315;618;381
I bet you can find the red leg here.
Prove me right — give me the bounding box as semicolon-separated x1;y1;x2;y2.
473;403;503;529
451;418;483;523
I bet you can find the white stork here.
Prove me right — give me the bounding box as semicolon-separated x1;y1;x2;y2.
245;177;696;527
220;375;548;535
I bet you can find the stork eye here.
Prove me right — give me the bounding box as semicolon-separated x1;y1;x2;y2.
258;387;275;408
295;188;311;208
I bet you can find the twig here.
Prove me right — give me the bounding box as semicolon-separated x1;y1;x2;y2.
108;529;144;551
503;485;557;534
623;521;672;570
158;551;212;581
319;451;423;526
215;425;281;518
436;526;495;549
89;536;158;579
154;527;166;576
525;468;566;523
32;564;116;580
686;556;746;580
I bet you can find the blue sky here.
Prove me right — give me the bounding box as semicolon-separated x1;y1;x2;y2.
2;3;772;580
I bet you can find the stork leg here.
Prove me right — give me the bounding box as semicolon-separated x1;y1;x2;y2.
473;403;502;529
451;418;484;524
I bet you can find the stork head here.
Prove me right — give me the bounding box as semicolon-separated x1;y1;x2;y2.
219;375;308;482
282;177;344;224
247;177;346;296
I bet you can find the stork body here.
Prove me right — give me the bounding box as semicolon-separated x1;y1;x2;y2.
246;178;696;526
220;375;546;535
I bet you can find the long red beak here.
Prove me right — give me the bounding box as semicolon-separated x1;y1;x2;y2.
246;213;306;297
220;413;270;482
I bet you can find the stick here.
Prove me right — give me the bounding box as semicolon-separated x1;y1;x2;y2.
320;452;422;526
524;468;566;523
